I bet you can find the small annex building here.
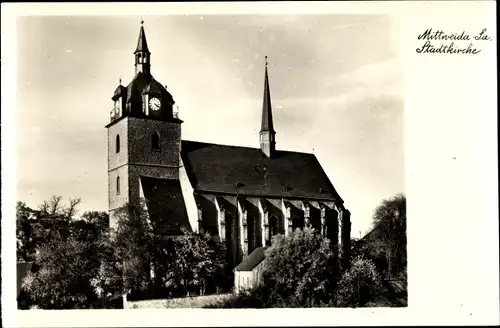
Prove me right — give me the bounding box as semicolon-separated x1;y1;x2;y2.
234;247;268;293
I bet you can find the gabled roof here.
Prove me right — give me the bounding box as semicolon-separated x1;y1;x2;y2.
235;247;268;271
140;176;191;235
180;140;342;201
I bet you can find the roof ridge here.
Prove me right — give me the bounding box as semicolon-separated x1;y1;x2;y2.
181;139;316;156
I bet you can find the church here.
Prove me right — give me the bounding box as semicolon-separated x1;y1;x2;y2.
106;22;352;276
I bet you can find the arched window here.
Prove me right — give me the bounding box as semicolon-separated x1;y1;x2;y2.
116;176;120;195
326;210;339;241
269;216;278;239
152;132;160;151
138;53;142;63
293;216;304;230
116;135;120;153
248;215;255;252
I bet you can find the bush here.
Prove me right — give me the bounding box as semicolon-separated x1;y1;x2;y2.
261;228;339;307
333;256;386;307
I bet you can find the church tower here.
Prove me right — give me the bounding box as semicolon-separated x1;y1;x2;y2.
106;21;183;229
260;56;276;158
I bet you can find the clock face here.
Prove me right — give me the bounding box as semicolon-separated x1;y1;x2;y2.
149;97;161;111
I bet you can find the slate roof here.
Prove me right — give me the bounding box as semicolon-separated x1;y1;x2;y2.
180;140;342;202
123;72;175;105
112;84;126;101
17;262;33;298
135;25;150;54
234;247;268;271
140;176;191;235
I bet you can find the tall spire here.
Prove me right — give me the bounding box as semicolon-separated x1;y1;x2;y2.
261;56;275;133
134;19;151;75
260;56;276;158
135;18;150;54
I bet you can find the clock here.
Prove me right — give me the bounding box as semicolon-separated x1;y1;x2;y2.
149;97;161;111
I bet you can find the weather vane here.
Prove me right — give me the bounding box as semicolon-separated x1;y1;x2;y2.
265;55;268;67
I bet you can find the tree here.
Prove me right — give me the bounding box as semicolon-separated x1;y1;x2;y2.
22;231;103;309
261;228;338;307
111;200;154;294
165;227;227;296
70;211;109;244
333;255;386;307
82;211;109;233
89;236;124;308
366;194;407;277
16;202;36;262
18;197;114;308
350;237;366;260
16;197;108;262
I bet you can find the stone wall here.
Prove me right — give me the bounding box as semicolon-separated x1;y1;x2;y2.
107;116;183;227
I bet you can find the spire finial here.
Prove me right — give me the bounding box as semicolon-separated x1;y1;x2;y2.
141;16;144;25
119;77;122;85
265;55;268;67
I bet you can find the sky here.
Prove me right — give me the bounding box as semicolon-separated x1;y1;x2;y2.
16;14;404;237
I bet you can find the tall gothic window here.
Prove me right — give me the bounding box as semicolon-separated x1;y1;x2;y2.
116;176;120;195
326;210;338;241
152;132;160;151
269;216;278;240
225;214;233;252
116;134;120;153
293;216;304;230
248;215;255;253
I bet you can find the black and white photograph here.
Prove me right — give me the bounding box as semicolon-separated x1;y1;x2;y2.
12;12;406;310
1;2;498;327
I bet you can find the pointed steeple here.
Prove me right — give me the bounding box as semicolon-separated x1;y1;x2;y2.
261;56;275;134
260;56;276;158
135;19;150;54
134;19;151;75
